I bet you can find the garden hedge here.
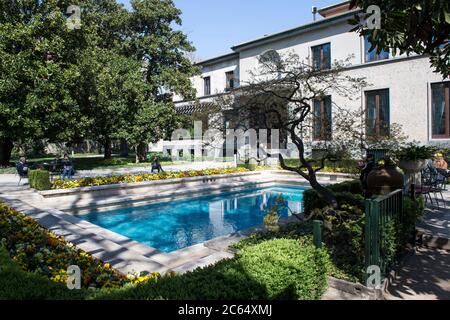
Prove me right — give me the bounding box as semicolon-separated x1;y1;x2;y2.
94;239;331;300
303;180;364;214
28;170;51;190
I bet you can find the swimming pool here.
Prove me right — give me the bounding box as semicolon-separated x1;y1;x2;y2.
80;185;306;253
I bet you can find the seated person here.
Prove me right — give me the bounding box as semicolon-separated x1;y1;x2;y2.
434;154;448;170
151;156;164;173
433;153;450;179
16;157;29;176
61;154;74;180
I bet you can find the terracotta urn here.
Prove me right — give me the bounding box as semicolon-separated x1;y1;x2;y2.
366;166;404;195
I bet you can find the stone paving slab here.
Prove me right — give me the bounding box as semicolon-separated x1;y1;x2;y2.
384;247;450;300
172;251;235;274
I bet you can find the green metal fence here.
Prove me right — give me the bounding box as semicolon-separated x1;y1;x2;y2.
364;189;403;278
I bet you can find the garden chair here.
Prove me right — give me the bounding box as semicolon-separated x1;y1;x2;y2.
421;167;446;209
429;168;447;209
435;168;449;191
416;168;434;205
16;164;28;186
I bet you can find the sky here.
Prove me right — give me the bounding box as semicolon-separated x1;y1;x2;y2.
117;0;341;61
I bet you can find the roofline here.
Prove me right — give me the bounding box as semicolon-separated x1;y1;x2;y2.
195;52;239;67
318;0;351;15
231;9;359;52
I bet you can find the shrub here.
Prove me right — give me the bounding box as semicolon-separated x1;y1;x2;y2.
398;196;425;249
28;170;51;190
328;215;365;282
303;180;364;214
95;239;331;300
236;239;330;300
146;152;172;163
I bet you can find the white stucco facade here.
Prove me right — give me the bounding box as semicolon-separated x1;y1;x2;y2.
161;2;450;157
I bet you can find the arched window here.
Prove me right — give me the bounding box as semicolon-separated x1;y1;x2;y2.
259;49;281;67
259;50;282;79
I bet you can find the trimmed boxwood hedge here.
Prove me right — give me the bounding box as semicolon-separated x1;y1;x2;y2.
28;169;51;190
303;180;364;214
93;239;331;300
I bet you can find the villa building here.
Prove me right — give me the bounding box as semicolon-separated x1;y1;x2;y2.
154;1;450;159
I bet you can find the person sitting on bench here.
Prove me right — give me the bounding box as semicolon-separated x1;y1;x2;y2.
151;156;164;173
16;157;29;185
61;154;74;180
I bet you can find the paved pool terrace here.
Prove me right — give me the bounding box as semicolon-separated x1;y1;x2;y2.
0;170;355;275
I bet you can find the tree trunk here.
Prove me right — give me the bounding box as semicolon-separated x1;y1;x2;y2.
309;174;338;209
0;138;14;167
103;137;112;160
135;142;148;163
120;139;129;157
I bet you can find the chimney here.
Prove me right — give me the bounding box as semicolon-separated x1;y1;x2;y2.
312;6;318;21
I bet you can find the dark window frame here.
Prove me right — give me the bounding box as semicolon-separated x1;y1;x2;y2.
311;43;331;70
313;96;332;141
225;71;234;91
431;82;450;139
365;89;390;138
364;35;389;63
203;76;211;96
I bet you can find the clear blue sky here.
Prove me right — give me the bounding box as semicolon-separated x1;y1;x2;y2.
118;0;341;60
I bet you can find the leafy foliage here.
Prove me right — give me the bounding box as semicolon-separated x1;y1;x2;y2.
349;0;450;77
94;239;331;300
396;143;438;160
28;170;51;191
0;0;199;164
0;203;143;289
303;180;364;214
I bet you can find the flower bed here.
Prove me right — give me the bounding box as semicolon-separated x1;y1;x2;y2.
0;203;159;289
50;167;250;190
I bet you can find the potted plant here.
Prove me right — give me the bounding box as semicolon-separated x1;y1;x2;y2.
396;143;437;173
366;156;404;195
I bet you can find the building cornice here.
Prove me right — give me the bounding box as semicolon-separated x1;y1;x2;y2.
230;10;360;52
195;52;239;67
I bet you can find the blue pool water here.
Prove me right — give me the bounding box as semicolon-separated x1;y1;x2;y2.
80;185;306;253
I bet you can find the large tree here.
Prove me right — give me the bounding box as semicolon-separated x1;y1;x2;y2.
0;0;89;166
213;53;366;208
79;0;199;161
0;0;198;164
350;0;450;78
125;0;199;161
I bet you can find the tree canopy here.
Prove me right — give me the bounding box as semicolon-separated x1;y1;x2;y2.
0;0;198;165
350;0;450;78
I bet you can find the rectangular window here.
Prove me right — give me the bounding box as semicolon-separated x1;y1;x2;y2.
225;71;234;91
313;96;332;140
204;76;211;96
364;36;389;62
365;89;390;138
431;82;450;138
311;43;331;70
